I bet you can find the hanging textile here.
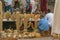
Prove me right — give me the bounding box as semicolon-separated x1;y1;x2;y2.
40;0;48;12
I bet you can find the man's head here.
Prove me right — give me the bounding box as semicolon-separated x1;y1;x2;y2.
40;14;44;19
47;9;51;13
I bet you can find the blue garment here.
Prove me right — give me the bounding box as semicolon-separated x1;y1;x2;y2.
38;18;49;31
4;0;12;5
4;5;13;13
4;0;13;13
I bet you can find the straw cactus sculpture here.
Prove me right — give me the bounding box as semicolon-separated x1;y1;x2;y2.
4;11;11;20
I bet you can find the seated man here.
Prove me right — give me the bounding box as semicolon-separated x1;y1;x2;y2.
4;0;13;13
45;9;54;27
38;14;49;35
45;9;54;34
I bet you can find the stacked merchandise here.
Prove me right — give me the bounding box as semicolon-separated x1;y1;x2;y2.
0;9;42;40
0;29;41;39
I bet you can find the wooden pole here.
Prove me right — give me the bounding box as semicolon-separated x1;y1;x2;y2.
0;1;3;31
23;14;28;32
0;1;3;14
0;14;3;31
15;12;21;30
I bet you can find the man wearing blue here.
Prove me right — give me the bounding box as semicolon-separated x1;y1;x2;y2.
38;14;49;35
4;0;13;13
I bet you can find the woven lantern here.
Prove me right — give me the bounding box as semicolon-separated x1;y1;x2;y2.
5;29;13;33
7;33;12;37
28;32;35;38
23;34;28;38
10;13;16;21
13;30;18;38
1;31;7;38
4;11;11;20
34;32;41;38
52;33;58;38
18;34;22;38
23;32;29;38
23;32;29;35
13;34;17;38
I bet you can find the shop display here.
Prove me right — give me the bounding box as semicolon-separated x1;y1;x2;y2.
0;10;41;39
0;30;41;39
0;0;56;40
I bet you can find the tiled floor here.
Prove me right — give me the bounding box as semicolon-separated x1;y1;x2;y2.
0;37;59;40
18;37;59;40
